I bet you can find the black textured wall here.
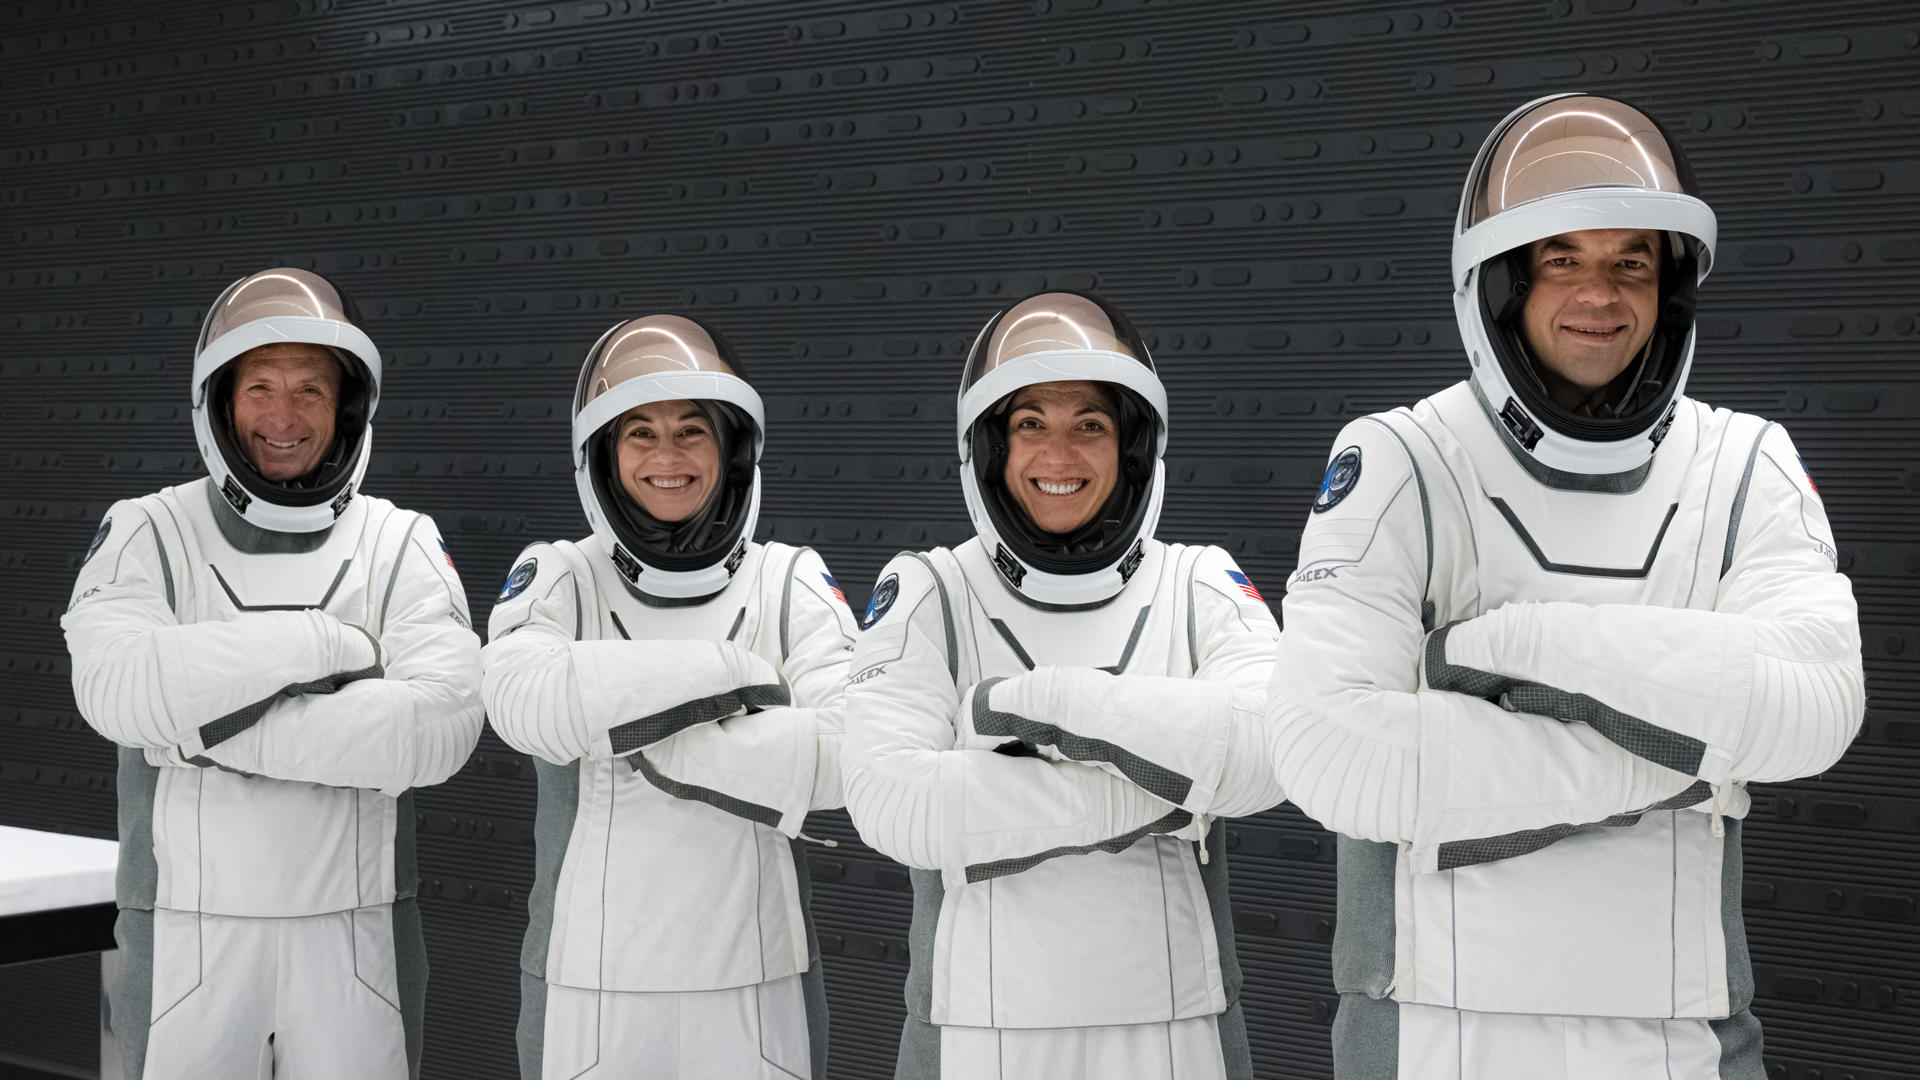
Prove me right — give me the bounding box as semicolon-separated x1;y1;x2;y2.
3;2;1916;1078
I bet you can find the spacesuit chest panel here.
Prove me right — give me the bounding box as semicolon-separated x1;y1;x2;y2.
547;540;808;993
929;540;1226;1030
952;538;1181;680
149;481;400;918
580;537;765;654
1394;388;1748;1020
1429;384;1724;618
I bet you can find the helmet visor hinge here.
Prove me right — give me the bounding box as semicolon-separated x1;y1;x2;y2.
1499;397;1545;451
611;544;642;582
992;544;1027;588
221;476;252;513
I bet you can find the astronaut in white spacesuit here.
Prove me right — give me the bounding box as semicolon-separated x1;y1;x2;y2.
1266;94;1866;1078
482;314;858;1079
842;292;1286;1080
62;268;485;1078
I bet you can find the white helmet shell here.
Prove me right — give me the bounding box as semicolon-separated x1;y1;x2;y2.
1453;93;1718;478
572;314;765;600
957;292;1169;608
190;268;380;534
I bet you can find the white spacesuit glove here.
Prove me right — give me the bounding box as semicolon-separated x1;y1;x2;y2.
589;640;788;757
957;667;1238;816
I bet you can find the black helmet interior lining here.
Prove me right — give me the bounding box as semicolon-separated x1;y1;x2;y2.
968;382;1159;577
590;399;758;574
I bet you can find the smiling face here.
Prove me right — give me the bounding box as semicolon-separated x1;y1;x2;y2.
1001;380;1121;534
615;399;722;522
230;342;342;481
1520;228;1665;411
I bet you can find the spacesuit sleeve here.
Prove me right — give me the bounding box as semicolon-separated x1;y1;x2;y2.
1267;419;1702;854
190;513;484;796
960;547;1284;819
841;553;1195;890
636;547;860;835
481;543;786;767
63;500;383;758
1427;422;1864;786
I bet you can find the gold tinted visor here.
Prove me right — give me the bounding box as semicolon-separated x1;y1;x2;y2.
1466;96;1690;229
574;314;739;413
195;269;358;355
961;292;1151;392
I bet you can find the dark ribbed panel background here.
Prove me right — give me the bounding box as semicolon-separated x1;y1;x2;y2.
1;1;1915;1078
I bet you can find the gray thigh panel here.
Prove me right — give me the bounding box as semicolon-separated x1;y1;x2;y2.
518;970;548;1080
391;897;428;1080
110;906;154;1080
894;1013;941;1080
1710;1009;1766;1080
1215;999;1253;1080
1332;992;1399;1080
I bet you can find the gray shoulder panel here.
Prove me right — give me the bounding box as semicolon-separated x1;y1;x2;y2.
904;551;959;684
140;496;186;614
377;512;425;634
1360;415;1435;630
779;545;808;658
1720;422;1778;580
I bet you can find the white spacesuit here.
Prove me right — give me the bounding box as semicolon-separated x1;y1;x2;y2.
482;315;858;1079
843;293;1285;1080
62;268;485;1079
1266;95;1865;1078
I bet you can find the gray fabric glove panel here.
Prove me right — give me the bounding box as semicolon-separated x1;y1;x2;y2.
606;682;789;757
1424;621;1709;777
970;676;1195;807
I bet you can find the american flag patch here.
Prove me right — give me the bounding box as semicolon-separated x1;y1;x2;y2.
822;573;845;603
438;537;456;571
1797;455;1820;497
1226;569;1264;603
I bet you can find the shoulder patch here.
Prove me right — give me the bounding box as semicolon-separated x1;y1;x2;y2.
84;516;112;563
822;573;845;604
1225;568;1264;603
863;572;899;629
499;558;538;602
1796;454;1821;500
438;537;457;571
1313;445;1363;514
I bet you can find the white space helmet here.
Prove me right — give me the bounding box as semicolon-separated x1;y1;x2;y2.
191;268;380;533
572;314;765;600
1454;93;1718;477
958;291;1169;608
